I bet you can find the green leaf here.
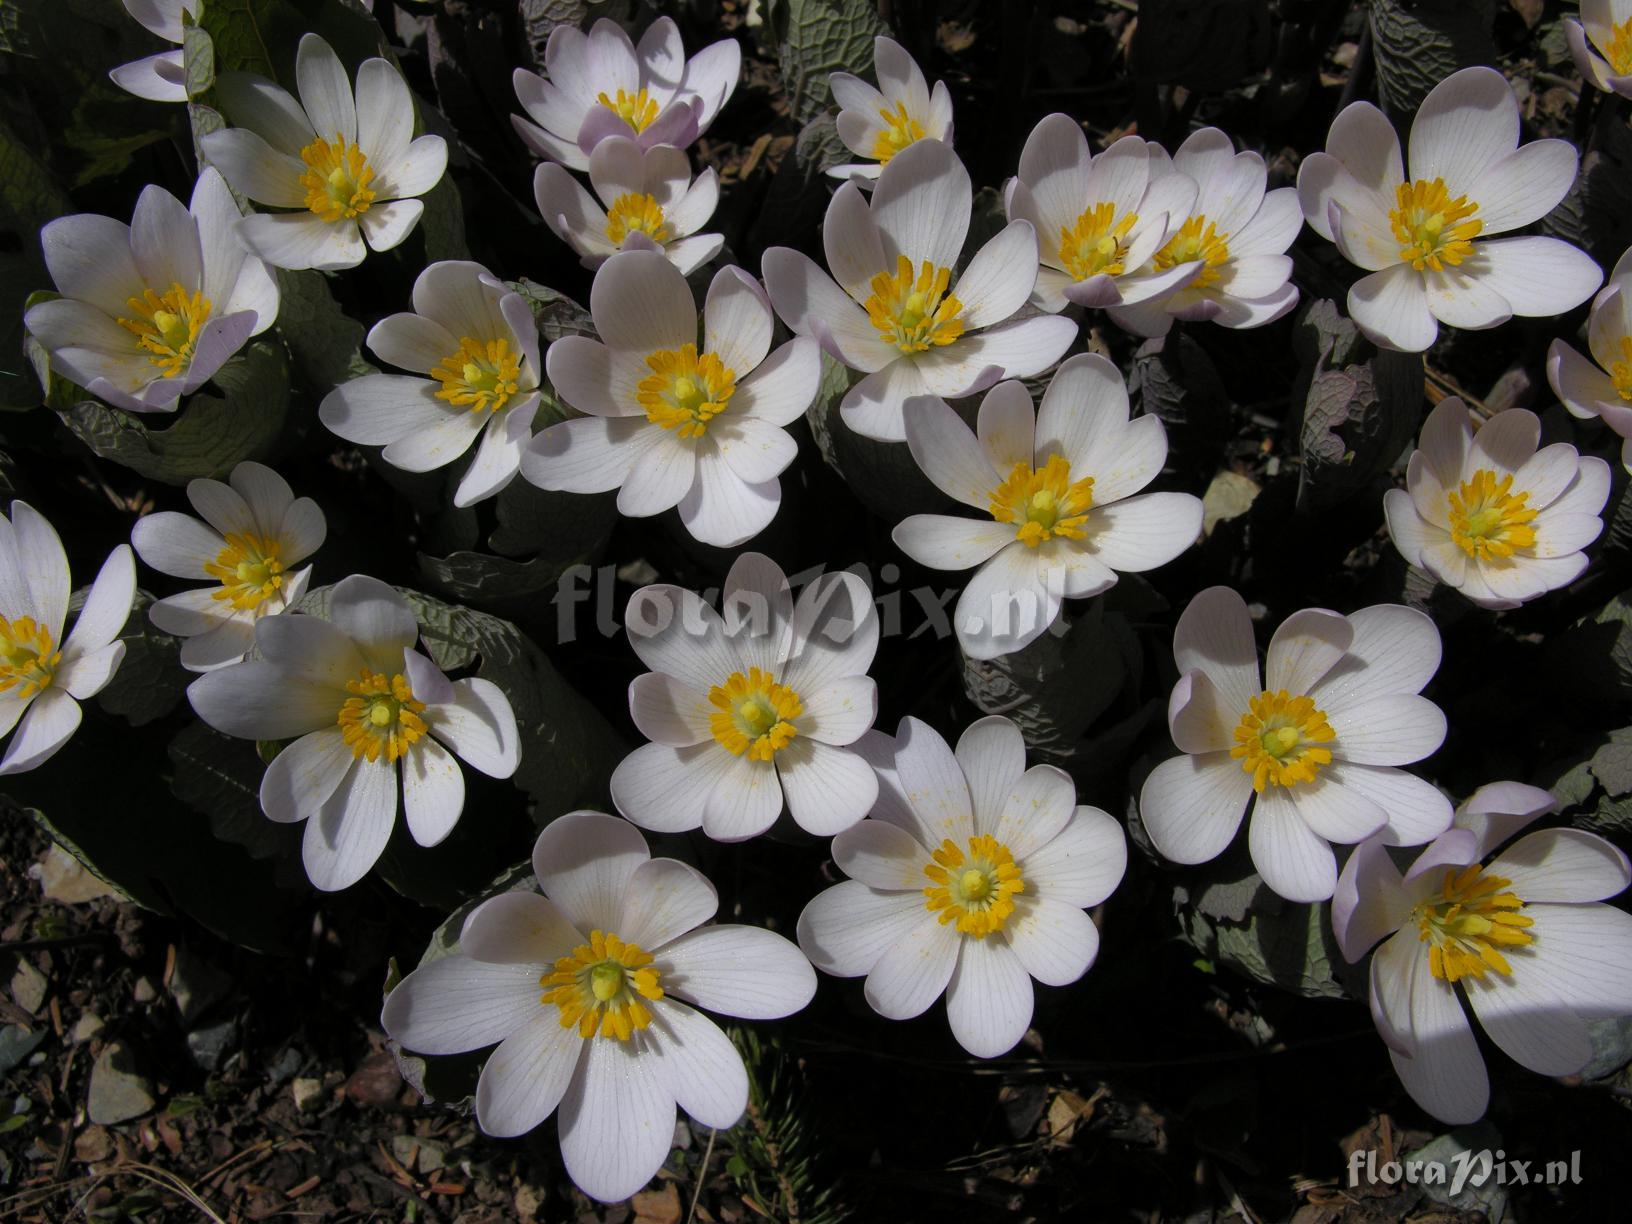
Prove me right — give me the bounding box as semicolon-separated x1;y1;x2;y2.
1175;887;1350;1000
93;592;189;728
1368;0;1498;121
0;115;75;409
273;268;374;389
773;0;889;127
168;721;300;864
183;15;217;99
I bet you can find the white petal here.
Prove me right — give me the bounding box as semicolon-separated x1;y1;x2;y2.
616;858;718;951
863;914;958;1019
1308;604;1441;708
1264;607;1353;694
1332;836;1412;962
63;544;136;656
647;1001;747;1129
428;678;519;778
474;1010;583;1138
1024;806;1126;908
1328;694;1446;766
1467;237;1602;319
532;810;650;934
675;440;778;548
904;395;999;510
1283;774;1386;844
869;139;971;273
1139;751;1251;865
1487;828;1631;903
954;715;1026;829
892;715;974;846
1005;896;1100;986
774;737;876;836
956;221;1039;329
701;752;783;841
989;764;1075;858
1390;946;1489;1124
302;755;397;892
954;542;1060;660
945;936;1032;1058
402;736;465;847
328;573;418;665
781;570;880;693
461;891;584;964
381;954;544;1055
295;34;357;146
186;660;340;740
1322;762;1452;847
1409;66;1520;200
1348;263;1437;352
1469;138;1580;234
590;248;696;355
1247;787;1337;902
797;881;928;977
1080;493;1202;574
1172;585;1260;716
0;689;80;776
832;818;930;891
260;727;352;823
657;925;817;1019
57;640;127;700
237;212;364;272
611;742;738;834
892;515;1014;571
702;264;773;376
557;1037;674;1204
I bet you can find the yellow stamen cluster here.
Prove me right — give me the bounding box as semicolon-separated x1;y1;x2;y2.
299;134;376;223
431;337;522;416
117;283;212;378
923;835;1025;938
1390;178;1482;272
605;192;671;245
1414;864;1534;982
336;670;426;763
203;533;286;613
598;87;660;135
708;667;801;761
637;343;736;438
864;255;964;354
0;616;61;700
1154;215;1231;290
870;99;925;164
1231;690;1336;792
1058;203;1138;282
1447;469;1537;561
1611;335;1632;401
1606;17;1632;76
542;930;664;1041
989;455;1094;548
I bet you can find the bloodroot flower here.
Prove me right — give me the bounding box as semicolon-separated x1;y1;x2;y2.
1547;247;1632;474
1335;783;1632;1123
0;503;136;776
1140;587;1452;903
381;812;816;1202
826;36;953;185
1384;400;1609;610
611;553;879;840
1568;1;1632;98
797;716;1126;1058
187;576;519;891
131;462;326;672
1297;66;1600;352
200;33;447;271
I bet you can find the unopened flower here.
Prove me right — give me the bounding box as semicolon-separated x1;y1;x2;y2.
109;1;198;103
1297;66;1600;352
24;169;278;414
512;18;740;171
522;252;820;547
1334;782;1632;1123
1547;246;1632;474
131;462;326;672
893;355;1202;659
320;262;542;507
826;36;953;185
764;139;1074;442
382;811;816;1202
1107;128;1302;337
534;137;722;274
187;575;519;891
797;716;1126;1057
1384;400;1608;610
610;552;879;841
1140;586;1451;903
1004;115;1202;313
1567;0;1632;98
0;502;135;775
200;33;447;271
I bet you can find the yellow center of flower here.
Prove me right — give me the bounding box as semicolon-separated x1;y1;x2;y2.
597;87;660;135
870;99;925;164
604;191;671;245
0;616;61;700
542;929;664;1041
1447;469;1537;560
1609;335;1632;400
117;283;212;378
1058;203;1138;281
865;255;964;354
336;670;426;763
1231;690;1336;792
430;337;522;415
1154;215;1230;290
923;835;1026;938
202;532;286;613
989;454;1094;548
299;134;376;223
636;343;736;438
1390;178;1482;272
709;667;801;761
1606;17;1632;75
1413;864;1534;982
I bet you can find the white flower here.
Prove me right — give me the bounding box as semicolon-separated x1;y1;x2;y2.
320;261;542;508
1384;400;1609;610
825;36;953;185
521;252;820;548
1334;782;1632;1124
186;575;520;892
763;139;1075;442
610;552;879;841
893;356;1202;660
199;33;448;271
0;502;135;776
1568;0;1632;98
1140;586;1451;903
1003;116;1203;313
796;716;1125;1058
512;18;740;171
381;811;816;1202
1106;128;1302;337
1547;246;1632;475
24;168;278;414
131;462;326;673
534;136;722;274
1297;66;1601;353
109;1;199;103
